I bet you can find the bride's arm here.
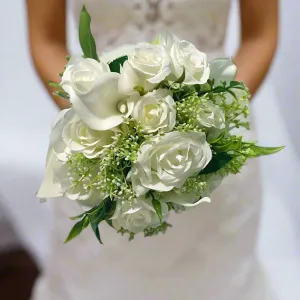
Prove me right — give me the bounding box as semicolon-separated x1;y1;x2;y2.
234;0;278;96
26;0;70;110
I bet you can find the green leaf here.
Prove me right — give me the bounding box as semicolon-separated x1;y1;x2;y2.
87;198;116;244
213;136;244;152
207;79;215;88
79;5;99;61
106;219;113;227
200;152;233;175
229;81;242;88
67;198;117;244
48;80;63;90
69;213;85;221
69;204;101;220
53;91;70;100
151;198;163;223
88;198;116;224
240;144;284;158
109;56;128;73
64;216;89;243
174;67;186;84
210;132;226;144
213;140;235;152
227;89;239;101
212;86;226;93
90;220;102;244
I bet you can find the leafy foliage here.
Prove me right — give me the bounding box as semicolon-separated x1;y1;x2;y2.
66;198;116;244
151;198;163;223
144;222;172;237
79;6;99;61
55;7;284;243
200;152;233;175
64;215;89;243
109;56;128;73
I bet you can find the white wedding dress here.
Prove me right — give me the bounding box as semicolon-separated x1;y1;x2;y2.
31;0;277;299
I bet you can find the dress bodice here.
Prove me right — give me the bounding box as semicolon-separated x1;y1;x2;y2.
70;0;231;57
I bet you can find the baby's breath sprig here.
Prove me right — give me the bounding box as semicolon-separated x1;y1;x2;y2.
175;92;208;132
207;81;251;131
67;153;98;192
175;177;208;197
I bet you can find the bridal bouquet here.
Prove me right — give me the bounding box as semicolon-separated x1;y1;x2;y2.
38;6;283;243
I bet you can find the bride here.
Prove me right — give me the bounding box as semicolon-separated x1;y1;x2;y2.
26;0;278;299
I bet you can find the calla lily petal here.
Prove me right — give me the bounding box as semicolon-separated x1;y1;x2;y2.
66;73;131;131
37;147;63;198
162;191;210;207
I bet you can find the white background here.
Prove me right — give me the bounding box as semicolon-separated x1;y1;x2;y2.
0;0;299;299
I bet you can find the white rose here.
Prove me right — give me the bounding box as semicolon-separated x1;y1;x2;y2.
156;31;179;51
62;57;110;88
118;43;171;94
50;109;118;159
61;57;137;130
130;131;212;195
197;100;225;129
111;197;168;234
53;161;91;201
48;157;107;204
170;40;210;85
209;58;237;85
220;88;249;106
132;89;176;133
37;147;107;203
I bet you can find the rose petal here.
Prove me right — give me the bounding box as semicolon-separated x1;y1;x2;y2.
100;44;135;63
209;58;237;84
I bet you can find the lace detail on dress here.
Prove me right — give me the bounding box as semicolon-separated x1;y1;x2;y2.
70;0;231;58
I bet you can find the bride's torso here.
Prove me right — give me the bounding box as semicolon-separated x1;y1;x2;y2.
69;0;231;58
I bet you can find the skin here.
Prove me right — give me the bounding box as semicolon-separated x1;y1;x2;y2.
235;0;278;95
26;0;278;109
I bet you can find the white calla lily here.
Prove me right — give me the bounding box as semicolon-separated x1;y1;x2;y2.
36;147;63;199
63;72;136;131
37;109;72;199
61;57;137;131
209;58;237;85
162;191;211;207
